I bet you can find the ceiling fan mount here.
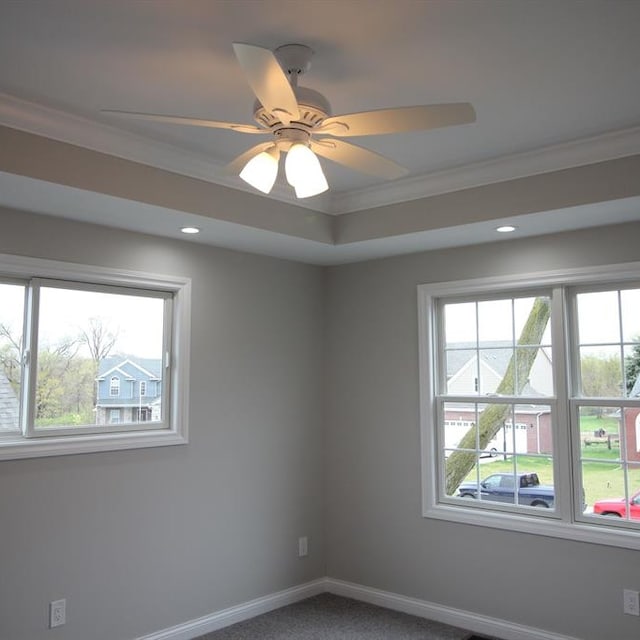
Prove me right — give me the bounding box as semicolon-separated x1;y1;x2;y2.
273;43;314;80
101;41;476;198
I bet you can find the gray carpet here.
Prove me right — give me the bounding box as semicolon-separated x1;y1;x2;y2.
194;593;489;639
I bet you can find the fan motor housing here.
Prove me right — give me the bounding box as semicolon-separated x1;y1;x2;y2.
253;86;331;131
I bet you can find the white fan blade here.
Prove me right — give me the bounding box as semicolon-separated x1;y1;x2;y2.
224;142;278;176
101;110;269;134
311;138;408;180
232;43;300;125
316;103;476;137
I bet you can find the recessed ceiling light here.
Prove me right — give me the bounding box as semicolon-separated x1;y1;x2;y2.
180;226;200;234
496;225;516;233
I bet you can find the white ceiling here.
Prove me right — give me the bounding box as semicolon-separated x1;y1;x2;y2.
0;0;639;263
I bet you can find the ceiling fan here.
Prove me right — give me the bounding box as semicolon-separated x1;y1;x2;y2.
102;43;476;199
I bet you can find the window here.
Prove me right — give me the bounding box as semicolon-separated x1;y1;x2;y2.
419;262;640;550
0;253;191;460
139;381;146;397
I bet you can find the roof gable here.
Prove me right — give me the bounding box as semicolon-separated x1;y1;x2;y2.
97;357;162;381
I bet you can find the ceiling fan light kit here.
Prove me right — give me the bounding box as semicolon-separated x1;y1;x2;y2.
239;146;280;194
102;42;475;200
284;142;328;198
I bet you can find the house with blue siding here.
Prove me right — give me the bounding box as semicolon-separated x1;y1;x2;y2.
95;357;162;425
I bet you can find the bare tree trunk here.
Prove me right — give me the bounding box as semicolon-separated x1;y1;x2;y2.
444;297;551;495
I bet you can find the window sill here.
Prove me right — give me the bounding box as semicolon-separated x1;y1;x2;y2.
424;502;640;551
0;428;187;461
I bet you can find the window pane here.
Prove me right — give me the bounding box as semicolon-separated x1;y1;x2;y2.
577;291;620;344
587;461;640;522
445;348;477;394
0;282;24;432
579;346;623;398
625;343;640;397
584;462;626;519
444;302;476;345
446;454;482;499
579;406;622;462
620;288;640;343
513;454;555;508
35;286;165;430
478;347;512;394
627;464;640;522
478;298;512;343
515;297;552;346
443;402;479;452
623;407;640;460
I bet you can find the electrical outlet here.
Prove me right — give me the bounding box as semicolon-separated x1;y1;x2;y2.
298;536;308;557
50;599;66;628
623;589;640;616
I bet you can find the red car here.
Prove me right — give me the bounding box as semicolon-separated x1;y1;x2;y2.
593;490;640;520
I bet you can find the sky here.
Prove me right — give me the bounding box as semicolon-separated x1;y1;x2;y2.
1;282;164;359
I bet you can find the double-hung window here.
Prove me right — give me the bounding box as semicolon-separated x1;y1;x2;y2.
0;253;190;460
419;262;640;549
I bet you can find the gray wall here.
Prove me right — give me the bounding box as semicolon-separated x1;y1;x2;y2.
3;203;640;640
0;207;326;640
325;221;640;640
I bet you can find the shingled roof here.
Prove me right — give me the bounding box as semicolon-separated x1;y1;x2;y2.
0;370;19;430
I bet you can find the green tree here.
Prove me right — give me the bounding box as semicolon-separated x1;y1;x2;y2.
445;297;551;495
581;354;622;399
35;340;80;420
625;339;640;395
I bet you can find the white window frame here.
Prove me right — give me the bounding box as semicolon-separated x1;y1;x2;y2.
110;376;120;396
418;261;640;551
0;253;191;460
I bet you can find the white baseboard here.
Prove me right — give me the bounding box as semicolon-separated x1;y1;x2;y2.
136;578;326;640
325;577;581;640
137;576;581;640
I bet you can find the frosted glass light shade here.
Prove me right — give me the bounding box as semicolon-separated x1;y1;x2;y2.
294;171;328;198
239;149;279;194
285;143;329;198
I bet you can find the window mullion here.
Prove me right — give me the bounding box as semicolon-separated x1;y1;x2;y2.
550;285;574;522
162;295;173;429
21;280;40;438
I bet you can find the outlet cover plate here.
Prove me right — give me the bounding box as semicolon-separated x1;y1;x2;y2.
623;589;640;616
50;599;66;628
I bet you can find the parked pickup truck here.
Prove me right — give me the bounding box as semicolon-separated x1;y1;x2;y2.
457;472;555;508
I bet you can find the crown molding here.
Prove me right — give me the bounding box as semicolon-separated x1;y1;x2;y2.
1;92;638;217
330;125;640;214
